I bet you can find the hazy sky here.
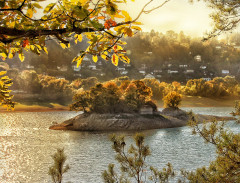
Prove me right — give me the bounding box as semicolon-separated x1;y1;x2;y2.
121;0;213;37
39;0;217;37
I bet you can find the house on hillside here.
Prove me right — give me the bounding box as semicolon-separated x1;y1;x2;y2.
194;55;202;62
222;70;230;75
144;74;155;79
73;65;81;72
168;70;179;74
26;65;34;69
185;70;194;74
57;66;68;72
202;78;211;81
139;70;146;75
88;65;97;70
153;69;162;74
120;70;128;75
200;65;207;69
179;64;188;68
116;67;125;71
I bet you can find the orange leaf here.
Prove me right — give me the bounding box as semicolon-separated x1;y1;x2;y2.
98;16;105;19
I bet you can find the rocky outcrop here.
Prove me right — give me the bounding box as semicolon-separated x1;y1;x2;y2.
49;109;235;131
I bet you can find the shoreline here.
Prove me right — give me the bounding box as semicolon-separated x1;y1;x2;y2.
0;96;238;113
0;105;234;113
0;103;69;113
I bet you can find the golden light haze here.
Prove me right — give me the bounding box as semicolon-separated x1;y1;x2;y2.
120;0;213;37
39;0;219;36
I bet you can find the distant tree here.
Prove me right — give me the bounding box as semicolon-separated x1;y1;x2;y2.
124;80;152;112
17;70;42;93
70;80;155;113
48;148;70;183
163;91;182;109
142;79;163;100
69;90;90;113
102;133;175;183
39;75;73;103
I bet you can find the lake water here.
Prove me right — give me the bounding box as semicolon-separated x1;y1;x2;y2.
0;107;239;183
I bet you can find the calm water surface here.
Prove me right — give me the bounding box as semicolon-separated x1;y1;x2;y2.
0;107;239;183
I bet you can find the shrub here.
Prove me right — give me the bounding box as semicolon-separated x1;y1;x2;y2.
163;91;182;109
48;148;69;183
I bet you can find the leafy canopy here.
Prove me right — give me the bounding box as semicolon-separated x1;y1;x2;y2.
0;0;169;66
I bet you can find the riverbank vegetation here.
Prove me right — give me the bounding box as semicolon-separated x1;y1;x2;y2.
8;72;240;107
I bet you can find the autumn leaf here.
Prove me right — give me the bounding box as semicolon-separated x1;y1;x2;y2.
112;54;119;66
92;55;98;62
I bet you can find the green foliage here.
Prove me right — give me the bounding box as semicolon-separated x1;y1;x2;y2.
48;148;70;183
102;133;174;183
180;113;240;183
70;80;154;113
163;91;182;109
0;71;15;110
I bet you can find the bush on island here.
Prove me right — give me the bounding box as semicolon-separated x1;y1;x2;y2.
163;91;182;109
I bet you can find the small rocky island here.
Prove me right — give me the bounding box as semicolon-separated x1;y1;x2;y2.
49;81;235;131
49;108;234;131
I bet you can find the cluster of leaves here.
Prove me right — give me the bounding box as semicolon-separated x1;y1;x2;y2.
179;112;240;183
0;71;15;110
0;0;145;67
163;91;182;109
69;80;154;113
102;133;175;183
202;0;240;39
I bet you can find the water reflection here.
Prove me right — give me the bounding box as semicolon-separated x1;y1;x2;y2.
0;107;237;183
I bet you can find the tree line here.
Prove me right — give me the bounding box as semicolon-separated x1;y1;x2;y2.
9;70;240;106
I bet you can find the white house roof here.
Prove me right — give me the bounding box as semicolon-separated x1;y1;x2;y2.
222;70;230;74
145;74;155;79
